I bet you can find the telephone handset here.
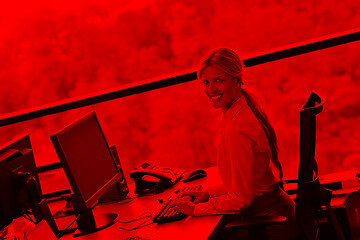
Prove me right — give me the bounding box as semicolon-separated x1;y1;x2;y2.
129;168;173;183
129;162;185;195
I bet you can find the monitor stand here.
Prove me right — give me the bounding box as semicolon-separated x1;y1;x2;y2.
72;198;118;237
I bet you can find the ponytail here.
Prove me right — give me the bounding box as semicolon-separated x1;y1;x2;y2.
242;89;284;183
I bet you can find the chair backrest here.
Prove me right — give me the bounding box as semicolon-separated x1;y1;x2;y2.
298;91;324;185
296;91;328;240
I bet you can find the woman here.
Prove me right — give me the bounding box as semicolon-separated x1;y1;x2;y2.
171;48;299;239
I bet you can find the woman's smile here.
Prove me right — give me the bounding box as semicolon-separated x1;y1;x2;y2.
209;93;223;102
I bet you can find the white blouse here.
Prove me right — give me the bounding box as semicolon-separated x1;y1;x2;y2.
194;96;278;216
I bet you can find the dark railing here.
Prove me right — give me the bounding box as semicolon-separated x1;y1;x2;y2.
0;28;359;127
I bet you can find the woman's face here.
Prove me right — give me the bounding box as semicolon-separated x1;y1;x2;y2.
200;65;242;113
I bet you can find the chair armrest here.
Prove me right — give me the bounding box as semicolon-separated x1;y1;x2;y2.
283;179;299;195
284;179;298;184
225;215;287;229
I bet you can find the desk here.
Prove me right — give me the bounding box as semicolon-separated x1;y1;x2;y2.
5;167;358;239
57;166;225;240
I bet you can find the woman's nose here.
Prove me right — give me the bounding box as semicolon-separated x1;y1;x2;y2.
209;82;217;93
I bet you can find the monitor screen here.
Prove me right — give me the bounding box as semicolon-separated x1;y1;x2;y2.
51;112;122;209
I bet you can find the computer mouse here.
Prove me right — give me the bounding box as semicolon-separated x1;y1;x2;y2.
182;168;207;183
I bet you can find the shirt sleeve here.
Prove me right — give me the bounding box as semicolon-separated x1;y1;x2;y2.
207;184;227;198
194;128;256;216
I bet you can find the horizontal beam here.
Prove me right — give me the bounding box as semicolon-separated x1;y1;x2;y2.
0;27;359;127
243;28;360;66
0;69;197;127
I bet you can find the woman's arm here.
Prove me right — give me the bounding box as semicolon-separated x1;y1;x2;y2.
207;184;227;197
193;129;256;216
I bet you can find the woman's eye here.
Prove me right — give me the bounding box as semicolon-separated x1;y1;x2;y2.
202;80;209;84
216;79;224;83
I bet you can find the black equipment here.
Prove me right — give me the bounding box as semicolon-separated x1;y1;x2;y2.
130;162;185;195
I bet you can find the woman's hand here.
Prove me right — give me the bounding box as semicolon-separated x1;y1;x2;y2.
177;190;210;204
171;198;196;216
169;190;210;216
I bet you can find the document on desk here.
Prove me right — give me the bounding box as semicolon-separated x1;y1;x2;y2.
27;220;58;240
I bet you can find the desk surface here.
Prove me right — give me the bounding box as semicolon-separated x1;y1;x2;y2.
57;166;225;240
4;167;356;240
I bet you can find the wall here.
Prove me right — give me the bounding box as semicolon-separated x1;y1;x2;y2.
0;0;359;181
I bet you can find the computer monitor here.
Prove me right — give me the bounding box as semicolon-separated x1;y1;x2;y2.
50;112;122;237
0;134;58;235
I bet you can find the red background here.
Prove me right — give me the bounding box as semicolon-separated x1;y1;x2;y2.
0;0;359;182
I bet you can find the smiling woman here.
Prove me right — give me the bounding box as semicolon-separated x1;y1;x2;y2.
171;48;299;240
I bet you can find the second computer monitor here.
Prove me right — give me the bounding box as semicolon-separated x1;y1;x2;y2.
51;112;122;210
51;112;122;236
0;134;38;230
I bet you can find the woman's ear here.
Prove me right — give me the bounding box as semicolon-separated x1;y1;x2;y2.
232;77;241;87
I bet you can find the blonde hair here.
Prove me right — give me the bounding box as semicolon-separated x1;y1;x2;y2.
198;48;284;182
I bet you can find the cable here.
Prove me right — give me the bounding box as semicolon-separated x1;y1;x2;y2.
117;211;154;231
118;218;154;231
117;211;151;224
123;236;154;240
115;194;138;206
21;211;36;225
116;193;163;206
56;214;81;239
52;209;66;218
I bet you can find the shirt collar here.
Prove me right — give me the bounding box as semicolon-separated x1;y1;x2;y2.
220;95;247;128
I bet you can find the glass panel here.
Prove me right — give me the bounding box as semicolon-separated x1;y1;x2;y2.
1;1;359;183
1;40;359;183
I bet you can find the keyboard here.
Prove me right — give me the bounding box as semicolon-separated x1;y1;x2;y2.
153;185;203;224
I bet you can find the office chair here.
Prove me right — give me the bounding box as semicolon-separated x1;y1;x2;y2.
223;92;346;240
295;91;345;240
